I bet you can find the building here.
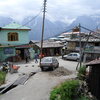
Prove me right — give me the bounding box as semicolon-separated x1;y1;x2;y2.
60;31;100;61
0;22;31;61
86;59;100;100
30;40;63;56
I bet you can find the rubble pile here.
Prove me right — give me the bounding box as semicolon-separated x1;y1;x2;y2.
49;67;72;76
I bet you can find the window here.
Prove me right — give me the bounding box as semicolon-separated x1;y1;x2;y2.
53;58;57;63
73;54;77;56
4;48;14;54
8;32;18;41
68;54;72;56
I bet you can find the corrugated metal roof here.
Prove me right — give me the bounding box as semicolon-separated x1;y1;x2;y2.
15;44;32;48
67;38;100;42
2;22;31;30
36;41;63;48
85;59;100;66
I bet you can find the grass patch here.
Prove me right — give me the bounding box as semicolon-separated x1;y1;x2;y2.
77;96;90;100
77;66;86;80
50;80;79;100
0;71;6;86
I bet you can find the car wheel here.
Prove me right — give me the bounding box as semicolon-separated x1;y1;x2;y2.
56;64;59;68
51;66;55;71
76;58;79;61
65;58;68;60
41;67;44;71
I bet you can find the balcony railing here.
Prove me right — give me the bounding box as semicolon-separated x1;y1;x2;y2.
75;46;100;53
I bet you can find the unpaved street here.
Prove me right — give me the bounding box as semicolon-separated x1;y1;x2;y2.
0;57;78;100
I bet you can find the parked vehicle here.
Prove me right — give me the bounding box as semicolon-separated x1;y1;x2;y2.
63;52;80;61
40;57;59;71
2;62;9;73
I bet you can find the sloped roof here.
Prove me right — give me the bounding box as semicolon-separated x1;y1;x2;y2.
2;22;31;30
85;59;100;66
36;41;63;48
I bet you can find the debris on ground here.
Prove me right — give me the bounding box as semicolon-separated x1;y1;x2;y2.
49;67;72;76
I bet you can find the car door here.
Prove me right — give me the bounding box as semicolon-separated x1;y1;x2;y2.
73;54;77;60
67;54;73;60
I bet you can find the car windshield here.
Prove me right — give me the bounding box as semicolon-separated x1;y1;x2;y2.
68;54;72;56
42;58;52;63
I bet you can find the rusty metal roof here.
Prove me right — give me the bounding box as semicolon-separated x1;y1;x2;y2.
85;59;100;66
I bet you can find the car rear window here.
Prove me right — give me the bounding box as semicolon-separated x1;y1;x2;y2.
42;58;52;62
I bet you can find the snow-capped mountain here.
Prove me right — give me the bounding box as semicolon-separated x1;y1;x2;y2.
22;16;67;40
0;15;100;40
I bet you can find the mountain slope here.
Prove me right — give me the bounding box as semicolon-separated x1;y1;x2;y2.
0;16;13;27
67;15;97;32
22;16;68;40
0;15;99;40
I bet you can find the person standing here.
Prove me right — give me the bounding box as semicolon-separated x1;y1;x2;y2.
34;53;38;63
24;49;29;63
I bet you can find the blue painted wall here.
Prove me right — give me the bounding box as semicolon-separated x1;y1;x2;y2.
0;47;15;61
0;30;29;45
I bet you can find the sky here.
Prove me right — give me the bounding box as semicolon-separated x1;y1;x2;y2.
0;0;100;23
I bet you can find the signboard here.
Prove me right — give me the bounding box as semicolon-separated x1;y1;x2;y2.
4;48;14;54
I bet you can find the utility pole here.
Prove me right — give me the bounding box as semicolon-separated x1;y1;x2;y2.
40;0;47;66
79;24;82;68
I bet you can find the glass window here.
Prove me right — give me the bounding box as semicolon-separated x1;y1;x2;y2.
8;32;18;41
42;58;52;62
68;54;72;56
4;48;14;54
73;54;77;56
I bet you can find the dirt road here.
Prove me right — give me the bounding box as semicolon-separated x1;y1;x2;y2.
0;58;78;100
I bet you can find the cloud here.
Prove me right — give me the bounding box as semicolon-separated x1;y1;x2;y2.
0;0;43;21
0;0;100;23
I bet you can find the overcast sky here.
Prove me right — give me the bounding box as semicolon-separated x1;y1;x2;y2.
0;0;100;23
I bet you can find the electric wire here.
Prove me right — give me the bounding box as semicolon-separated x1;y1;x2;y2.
16;7;43;29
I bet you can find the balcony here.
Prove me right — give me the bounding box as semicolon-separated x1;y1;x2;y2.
75;46;100;54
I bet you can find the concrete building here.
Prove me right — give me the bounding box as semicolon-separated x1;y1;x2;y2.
0;22;31;61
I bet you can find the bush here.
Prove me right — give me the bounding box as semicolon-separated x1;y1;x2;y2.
77;96;90;100
77;66;86;80
50;80;79;100
0;71;6;85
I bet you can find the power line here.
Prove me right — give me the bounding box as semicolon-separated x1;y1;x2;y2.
22;10;42;26
44;13;72;37
16;8;43;29
75;24;100;70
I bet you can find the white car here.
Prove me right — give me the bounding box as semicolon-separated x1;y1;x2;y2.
63;53;80;61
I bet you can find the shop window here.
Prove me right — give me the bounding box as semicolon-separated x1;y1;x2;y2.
8;32;18;41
